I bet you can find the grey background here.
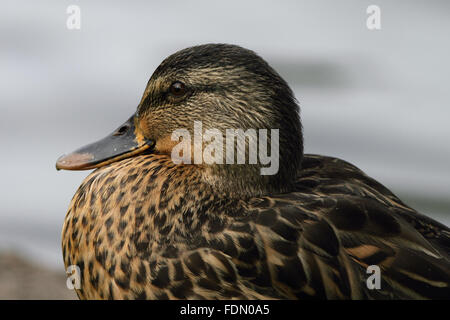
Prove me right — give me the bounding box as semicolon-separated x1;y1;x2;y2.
1;0;449;274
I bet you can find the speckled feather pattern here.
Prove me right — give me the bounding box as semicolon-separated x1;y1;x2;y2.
62;154;450;299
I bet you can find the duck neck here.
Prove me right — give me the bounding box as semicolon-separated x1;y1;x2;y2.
200;163;295;199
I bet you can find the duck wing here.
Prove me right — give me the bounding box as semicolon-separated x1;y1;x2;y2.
235;154;450;299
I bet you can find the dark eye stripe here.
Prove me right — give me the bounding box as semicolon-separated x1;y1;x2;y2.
138;83;223;113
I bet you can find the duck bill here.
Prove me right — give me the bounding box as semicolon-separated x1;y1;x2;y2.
56;116;154;171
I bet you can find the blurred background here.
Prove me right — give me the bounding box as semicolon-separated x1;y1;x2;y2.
0;0;449;299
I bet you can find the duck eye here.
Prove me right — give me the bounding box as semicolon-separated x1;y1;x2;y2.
169;81;186;96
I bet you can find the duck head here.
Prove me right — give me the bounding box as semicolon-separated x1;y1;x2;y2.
56;44;303;197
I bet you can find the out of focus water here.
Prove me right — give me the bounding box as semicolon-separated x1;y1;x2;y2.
0;0;449;270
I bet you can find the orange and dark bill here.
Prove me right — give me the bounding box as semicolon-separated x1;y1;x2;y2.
56;115;154;171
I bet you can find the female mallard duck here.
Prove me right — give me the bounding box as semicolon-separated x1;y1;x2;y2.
56;44;450;300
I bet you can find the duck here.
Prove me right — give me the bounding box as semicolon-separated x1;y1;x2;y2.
56;43;450;300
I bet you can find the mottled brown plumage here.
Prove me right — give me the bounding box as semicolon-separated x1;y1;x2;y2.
59;44;450;300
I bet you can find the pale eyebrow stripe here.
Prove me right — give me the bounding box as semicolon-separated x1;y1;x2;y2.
137;80;225;115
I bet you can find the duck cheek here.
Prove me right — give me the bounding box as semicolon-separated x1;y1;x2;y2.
137;116;154;138
154;135;186;157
